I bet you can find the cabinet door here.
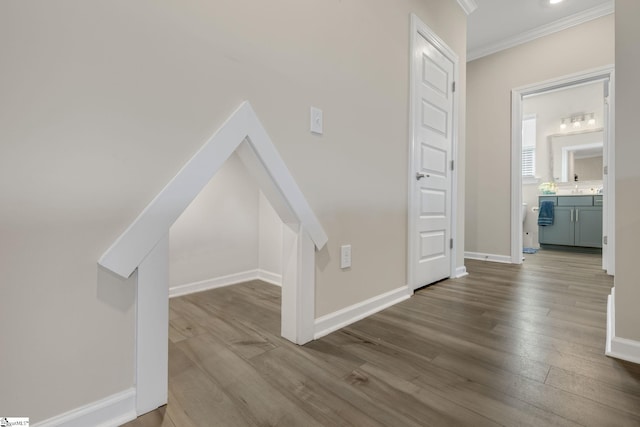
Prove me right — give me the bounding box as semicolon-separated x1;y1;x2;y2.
575;207;603;248
539;207;574;246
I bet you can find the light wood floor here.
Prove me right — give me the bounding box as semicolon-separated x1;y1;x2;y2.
123;249;640;426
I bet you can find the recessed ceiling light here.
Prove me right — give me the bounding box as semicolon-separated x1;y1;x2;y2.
549;0;563;4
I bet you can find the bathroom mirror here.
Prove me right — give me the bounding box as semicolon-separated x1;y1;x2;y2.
549;130;603;182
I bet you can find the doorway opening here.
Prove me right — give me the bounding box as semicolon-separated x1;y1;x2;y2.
98;102;327;416
511;66;614;274
164;154;287;421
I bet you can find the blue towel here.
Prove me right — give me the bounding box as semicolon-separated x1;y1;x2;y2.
538;201;554;226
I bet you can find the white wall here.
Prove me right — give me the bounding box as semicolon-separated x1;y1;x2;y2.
0;0;467;422
169;152;284;291
615;0;640;343
574;156;603;181
169;153;260;287
466;14;614;256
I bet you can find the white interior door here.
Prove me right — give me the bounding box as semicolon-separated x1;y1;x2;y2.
411;31;454;290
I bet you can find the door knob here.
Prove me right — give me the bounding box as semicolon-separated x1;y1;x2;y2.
416;172;430;180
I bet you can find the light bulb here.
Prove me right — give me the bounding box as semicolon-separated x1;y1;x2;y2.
560;119;567;129
549;0;563;4
588;114;596;125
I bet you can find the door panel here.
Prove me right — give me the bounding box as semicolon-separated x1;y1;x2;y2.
421;145;447;176
575;207;603;247
422;54;449;96
420;231;447;261
421;101;448;135
420;189;446;217
412;33;454;289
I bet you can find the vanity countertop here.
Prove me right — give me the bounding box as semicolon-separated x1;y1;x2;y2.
539;193;601;197
538;194;602;207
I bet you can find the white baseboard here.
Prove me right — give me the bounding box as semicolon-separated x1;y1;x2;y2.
464;251;512;264
606;287;615;355
314;286;411;340
609;336;640;365
169;269;282;298
33;388;136;427
257;270;283;287
169;270;258;298
606;287;640;364
454;266;468;278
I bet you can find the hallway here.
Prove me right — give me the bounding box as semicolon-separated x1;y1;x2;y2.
125;250;640;426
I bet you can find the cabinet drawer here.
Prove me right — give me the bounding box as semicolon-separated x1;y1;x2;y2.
558;196;593;206
539;196;557;206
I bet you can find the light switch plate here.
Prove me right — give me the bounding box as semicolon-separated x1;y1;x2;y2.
340;244;351;269
310;106;323;135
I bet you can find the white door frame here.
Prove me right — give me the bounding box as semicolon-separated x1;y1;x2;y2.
407;14;460;290
511;65;615;273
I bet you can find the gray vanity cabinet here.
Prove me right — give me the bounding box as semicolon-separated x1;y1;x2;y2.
539;205;574;246
574;207;603;247
538;195;602;249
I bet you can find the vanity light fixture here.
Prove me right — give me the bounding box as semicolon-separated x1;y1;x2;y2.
572;117;581;128
560;113;595;130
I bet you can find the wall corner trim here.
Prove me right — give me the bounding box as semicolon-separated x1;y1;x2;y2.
257;270;283;287
606;287;640;365
314;286;411;340
32;388;136;427
454;266;469;278
457;0;478;15
98;101;328;279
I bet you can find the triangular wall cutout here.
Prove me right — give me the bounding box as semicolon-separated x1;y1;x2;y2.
99;102;327;415
99;101;327;279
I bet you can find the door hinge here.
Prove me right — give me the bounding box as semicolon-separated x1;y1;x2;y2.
603;235;608;245
450;160;454;171
603;165;608;175
450;238;454;250
452;81;456;93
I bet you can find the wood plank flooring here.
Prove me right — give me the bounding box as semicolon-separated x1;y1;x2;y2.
123;249;640;426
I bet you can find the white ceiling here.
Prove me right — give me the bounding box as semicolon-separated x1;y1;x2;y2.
467;0;614;61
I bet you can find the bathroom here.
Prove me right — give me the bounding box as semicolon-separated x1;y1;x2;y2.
521;80;605;251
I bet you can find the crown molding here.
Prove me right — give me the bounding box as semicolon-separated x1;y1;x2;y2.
468;1;614;62
457;0;478;15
